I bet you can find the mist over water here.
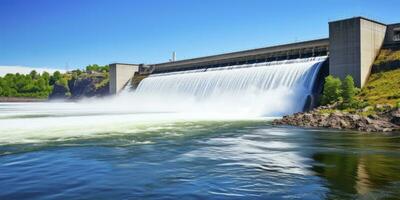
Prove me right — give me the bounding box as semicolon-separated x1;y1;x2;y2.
1;56;400;199
136;57;326;117
0;57;325;145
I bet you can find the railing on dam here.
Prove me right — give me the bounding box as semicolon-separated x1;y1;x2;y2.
150;38;329;74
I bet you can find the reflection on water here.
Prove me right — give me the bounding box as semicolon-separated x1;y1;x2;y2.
0;103;400;199
311;134;400;199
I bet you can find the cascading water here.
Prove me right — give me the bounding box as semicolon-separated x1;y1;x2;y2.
0;57;327;144
2;55;400;200
134;56;327;117
120;78;133;94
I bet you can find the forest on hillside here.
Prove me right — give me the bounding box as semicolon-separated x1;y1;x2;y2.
0;64;109;99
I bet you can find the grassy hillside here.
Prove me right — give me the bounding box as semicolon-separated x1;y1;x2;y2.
357;48;400;107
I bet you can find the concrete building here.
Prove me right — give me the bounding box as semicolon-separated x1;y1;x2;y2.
384;23;400;47
109;63;139;94
329;17;387;87
109;16;400;93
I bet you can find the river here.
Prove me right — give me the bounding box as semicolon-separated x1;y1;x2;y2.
0;102;399;199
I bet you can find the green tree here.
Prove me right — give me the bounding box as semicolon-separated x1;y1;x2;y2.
50;71;61;85
85;64;109;72
342;75;356;103
0;71;55;98
42;71;50;81
56;77;69;88
53;71;61;79
29;70;38;79
0;79;3;96
71;69;82;76
102;65;110;72
321;75;342;105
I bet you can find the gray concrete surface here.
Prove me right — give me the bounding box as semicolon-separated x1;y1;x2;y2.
329;17;386;87
109;63;139;94
110;16;400;93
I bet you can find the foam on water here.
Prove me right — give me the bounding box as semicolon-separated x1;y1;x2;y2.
0;57;326;145
135;56;326;116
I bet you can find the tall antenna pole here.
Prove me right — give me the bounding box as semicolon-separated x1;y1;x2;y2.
172;51;176;62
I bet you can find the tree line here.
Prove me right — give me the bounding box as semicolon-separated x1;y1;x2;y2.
0;64;109;98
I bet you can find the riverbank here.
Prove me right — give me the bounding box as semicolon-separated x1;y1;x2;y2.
274;48;400;133
273;105;400;132
0;97;47;102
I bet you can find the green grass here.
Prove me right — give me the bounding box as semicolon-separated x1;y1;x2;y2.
95;77;109;89
317;109;337;115
374;49;400;66
357;49;400;107
317;107;377;116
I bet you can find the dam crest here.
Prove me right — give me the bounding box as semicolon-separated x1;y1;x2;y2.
109;16;400;113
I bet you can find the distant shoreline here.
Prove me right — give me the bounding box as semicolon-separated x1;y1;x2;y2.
0;97;48;102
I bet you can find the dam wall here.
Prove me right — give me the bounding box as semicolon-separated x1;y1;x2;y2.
384;23;400;48
109;16;400;94
151;39;329;74
109;63;139;94
329;17;387;87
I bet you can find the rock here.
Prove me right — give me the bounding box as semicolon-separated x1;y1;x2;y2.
349;114;361;121
49;74;109;100
273;106;400;133
49;83;70;99
362;106;374;112
339;119;350;129
362;116;373;124
390;108;400;125
69;76;109;99
367;114;380;120
375;104;392;112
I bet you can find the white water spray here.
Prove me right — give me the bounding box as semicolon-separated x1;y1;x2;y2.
0;57;326;145
134;56;326;117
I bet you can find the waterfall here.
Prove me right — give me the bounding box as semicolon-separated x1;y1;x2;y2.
120;78;133;94
133;57;326;117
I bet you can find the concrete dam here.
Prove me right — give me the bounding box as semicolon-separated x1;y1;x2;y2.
109;17;400;116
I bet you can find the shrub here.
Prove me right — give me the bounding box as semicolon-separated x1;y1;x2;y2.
56;77;70;90
321;75;342;105
342;75;356;103
340;99;369;110
49;71;62;85
86;64;109;72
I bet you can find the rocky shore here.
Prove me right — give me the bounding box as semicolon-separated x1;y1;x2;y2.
273;105;400;132
50;71;109;100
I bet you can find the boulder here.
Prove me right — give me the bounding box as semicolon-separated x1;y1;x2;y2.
49;83;70;99
273;107;400;132
390;108;400;125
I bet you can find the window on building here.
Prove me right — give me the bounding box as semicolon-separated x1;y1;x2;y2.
393;28;400;41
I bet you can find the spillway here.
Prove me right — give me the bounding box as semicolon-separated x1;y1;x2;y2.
134;57;327;117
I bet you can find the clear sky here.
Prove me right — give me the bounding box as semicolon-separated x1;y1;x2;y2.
0;0;399;69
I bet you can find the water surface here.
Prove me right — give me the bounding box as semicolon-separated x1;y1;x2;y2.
0;102;400;199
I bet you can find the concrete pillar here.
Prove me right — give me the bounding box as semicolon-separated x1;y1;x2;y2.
109;63;139;94
329;17;387;87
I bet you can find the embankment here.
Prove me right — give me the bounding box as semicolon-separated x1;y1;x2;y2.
273;105;400;132
273;48;400;132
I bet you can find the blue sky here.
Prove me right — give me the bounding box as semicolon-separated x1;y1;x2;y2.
0;0;399;69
